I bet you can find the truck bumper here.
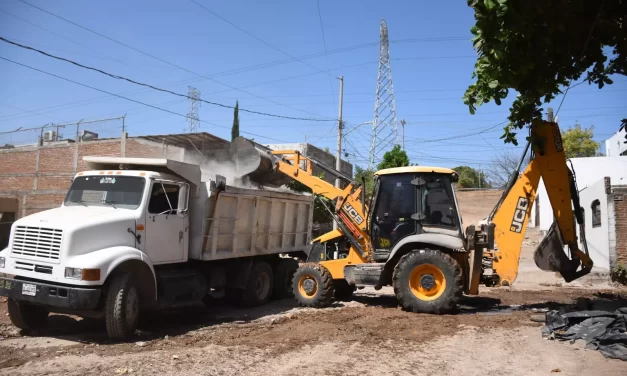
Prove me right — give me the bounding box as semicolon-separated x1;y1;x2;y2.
0;278;101;310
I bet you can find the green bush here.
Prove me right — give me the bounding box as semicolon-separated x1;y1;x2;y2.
610;264;627;285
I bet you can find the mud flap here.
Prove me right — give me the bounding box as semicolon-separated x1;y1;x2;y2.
533;221;591;283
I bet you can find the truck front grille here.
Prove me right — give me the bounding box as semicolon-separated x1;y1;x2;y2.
11;226;63;262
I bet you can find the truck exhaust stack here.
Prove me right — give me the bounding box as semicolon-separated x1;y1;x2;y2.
230;137;291;188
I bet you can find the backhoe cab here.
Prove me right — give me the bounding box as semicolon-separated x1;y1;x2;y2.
230;120;592;314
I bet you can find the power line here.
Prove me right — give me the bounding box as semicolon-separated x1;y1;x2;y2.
555;2;605;117
0;56;292;143
189;0;337;79
315;0;337;109
17;0;330;120
0;36;335;122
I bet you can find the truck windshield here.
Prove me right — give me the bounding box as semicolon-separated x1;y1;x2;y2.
64;176;145;209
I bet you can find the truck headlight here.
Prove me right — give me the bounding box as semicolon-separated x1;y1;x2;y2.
65;267;100;281
0;257;5;269
65;267;82;279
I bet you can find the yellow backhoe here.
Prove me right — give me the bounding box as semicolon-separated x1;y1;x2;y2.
230;120;593;312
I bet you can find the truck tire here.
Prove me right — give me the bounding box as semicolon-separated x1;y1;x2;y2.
7;299;49;332
333;279;356;301
105;273;140;340
273;258;299;299
393;249;462;314
292;263;334;308
241;261;274;306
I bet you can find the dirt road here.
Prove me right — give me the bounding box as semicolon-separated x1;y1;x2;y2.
0;288;626;375
0;190;624;375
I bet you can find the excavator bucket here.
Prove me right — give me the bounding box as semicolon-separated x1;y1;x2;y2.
229;137;292;187
533;221;590;282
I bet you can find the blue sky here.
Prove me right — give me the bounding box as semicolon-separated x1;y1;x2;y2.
0;0;625;172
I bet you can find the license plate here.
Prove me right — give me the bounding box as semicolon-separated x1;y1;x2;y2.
22;283;36;296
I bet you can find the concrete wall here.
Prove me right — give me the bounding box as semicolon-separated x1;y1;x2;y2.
605;128;627;157
535;156;627;231
264;142;354;187
0;134;227;219
575;178;612;270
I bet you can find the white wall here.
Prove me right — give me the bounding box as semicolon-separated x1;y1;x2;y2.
575;178;611;270
535;156;627;231
606;128;627;157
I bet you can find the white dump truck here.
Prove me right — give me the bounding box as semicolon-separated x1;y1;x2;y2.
0;157;313;339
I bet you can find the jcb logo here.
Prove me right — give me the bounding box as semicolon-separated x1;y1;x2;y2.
510;197;529;233
343;203;364;225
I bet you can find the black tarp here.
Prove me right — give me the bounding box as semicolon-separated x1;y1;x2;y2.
542;308;627;361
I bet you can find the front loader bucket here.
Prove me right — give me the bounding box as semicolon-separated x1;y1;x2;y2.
534;221;592;283
229;137;291;187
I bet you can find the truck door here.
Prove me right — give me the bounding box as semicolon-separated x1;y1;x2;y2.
145;181;186;264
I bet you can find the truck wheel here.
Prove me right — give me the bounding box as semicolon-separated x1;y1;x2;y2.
273;258;299;299
393;249;462;314
292;263;334;308
7;299;49;332
333;280;356;301
241;261;274;306
105;273;140;340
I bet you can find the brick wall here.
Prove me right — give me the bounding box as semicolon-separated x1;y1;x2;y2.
0;134;225;219
613;187;627;266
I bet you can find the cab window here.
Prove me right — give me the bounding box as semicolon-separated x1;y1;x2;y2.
148;182;180;214
422;175;458;228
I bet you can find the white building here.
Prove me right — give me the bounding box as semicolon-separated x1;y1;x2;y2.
529;128;627;271
605;126;627;157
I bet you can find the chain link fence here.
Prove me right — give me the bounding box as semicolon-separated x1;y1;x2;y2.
0;116;126;148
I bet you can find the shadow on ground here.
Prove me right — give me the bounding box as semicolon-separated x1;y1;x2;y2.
12;290;627;345
18;297;299;345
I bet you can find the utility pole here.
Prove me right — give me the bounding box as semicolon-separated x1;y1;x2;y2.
547;107;554;122
334;76;344;230
400;119;406;150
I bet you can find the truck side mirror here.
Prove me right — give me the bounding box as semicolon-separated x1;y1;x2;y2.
177;183;189;216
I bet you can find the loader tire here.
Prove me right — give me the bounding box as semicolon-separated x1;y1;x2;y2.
333;279;356;301
393;249;462;314
292;263;334;308
8;299;49;333
241;261;274;306
273;258;299;299
105;273;140;340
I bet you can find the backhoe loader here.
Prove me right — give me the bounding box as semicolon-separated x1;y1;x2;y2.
230;120;593;313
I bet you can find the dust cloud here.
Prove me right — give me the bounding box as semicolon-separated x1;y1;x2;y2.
185;153;309;196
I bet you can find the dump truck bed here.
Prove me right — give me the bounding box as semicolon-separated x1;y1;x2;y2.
189;183;314;261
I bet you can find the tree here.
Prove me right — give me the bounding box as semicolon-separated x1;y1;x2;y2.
489;149;530;188
464;0;626;145
285;174;333;225
377;145;410;170
562;124;601;158
453;165;490;188
354;166;375;202
231;100;239;141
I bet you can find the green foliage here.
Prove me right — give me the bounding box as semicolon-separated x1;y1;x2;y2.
453;165;490;188
561;124;601;158
285;174;333;224
377;145;410;170
611;264;627;285
231;100;240;141
465;0;627;145
354;166;375;202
